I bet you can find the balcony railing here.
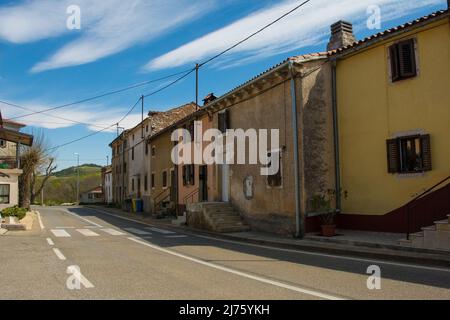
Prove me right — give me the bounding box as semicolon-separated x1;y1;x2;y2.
0;156;19;169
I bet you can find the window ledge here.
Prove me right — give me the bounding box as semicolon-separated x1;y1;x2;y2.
396;172;426;179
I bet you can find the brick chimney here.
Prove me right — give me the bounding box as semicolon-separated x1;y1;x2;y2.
327;20;356;51
203;93;217;106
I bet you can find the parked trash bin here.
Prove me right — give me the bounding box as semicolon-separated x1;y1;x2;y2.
136;199;143;213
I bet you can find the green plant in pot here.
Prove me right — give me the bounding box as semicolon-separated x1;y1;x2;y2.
310;189;347;237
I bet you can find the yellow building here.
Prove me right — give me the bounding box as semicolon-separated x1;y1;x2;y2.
330;9;450;233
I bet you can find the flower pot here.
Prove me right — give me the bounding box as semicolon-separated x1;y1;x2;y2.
321;224;336;237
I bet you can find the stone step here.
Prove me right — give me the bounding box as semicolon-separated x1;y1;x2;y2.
399;238;412;247
216;225;250;233
205;210;238;215
421;226;436;232
434;220;450;231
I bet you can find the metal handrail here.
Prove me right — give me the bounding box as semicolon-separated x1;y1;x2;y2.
406;175;450;240
183;188;199;205
154;187;171;210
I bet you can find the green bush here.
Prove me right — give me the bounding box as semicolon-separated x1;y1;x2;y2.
1;206;28;220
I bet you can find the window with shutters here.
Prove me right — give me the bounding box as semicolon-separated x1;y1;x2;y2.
182;164;195;186
389;38;417;82
386;134;431;174
151;146;156;157
267;150;282;187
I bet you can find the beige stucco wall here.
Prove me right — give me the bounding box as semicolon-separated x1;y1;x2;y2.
0;170;21;211
210;61;334;235
177;114;217;211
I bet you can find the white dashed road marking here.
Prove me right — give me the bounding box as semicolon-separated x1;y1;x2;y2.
51;229;71;238
46;238;54;246
76;229;100;237
147;227;175;234
128;237;344;300
124;227;151;235
101;228;126;236
53;248;66;260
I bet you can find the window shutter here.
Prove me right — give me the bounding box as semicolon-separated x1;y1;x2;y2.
218;113;225;133
389;44;400;82
225;109;230;130
398;39;416;78
190;165;195;185
182;166;187;186
420;134;432;171
386;138;400;174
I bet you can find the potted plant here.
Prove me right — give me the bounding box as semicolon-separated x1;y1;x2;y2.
310;189;347;237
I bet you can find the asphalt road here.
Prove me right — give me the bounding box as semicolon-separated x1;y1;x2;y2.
1;205;450;300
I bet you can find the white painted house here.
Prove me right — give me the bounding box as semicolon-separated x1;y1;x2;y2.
0;117;33;210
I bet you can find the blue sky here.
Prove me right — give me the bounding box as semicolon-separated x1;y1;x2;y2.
0;0;446;170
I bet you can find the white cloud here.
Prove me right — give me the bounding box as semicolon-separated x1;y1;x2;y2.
3;101;144;132
0;0;217;72
145;0;445;71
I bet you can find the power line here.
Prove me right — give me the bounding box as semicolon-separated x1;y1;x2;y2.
143;68;196;98
0;100;110;129
7;68;193;121
46;97;142;152
198;0;311;68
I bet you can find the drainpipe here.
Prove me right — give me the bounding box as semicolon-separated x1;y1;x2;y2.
331;61;341;212
289;61;304;239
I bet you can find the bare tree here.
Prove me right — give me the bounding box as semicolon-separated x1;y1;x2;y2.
19;130;56;209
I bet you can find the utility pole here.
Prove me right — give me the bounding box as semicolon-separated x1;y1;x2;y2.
74;153;80;204
107;155;109;166
141;95;144;139
195;63;199;110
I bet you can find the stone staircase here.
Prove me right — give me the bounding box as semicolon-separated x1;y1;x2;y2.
186;202;250;233
399;214;450;251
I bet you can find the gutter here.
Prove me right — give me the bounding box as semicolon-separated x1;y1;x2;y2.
289;61;304;239
331;61;341;212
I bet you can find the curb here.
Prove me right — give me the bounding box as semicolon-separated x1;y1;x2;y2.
85;206;450;269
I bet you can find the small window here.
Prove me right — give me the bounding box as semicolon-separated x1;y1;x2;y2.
267;151;282;187
0;184;10;204
132;179;135;192
387;134;431;174
182;165;195;186
146;125;149;133
131;147;135;160
151;173;155;189
144;174;148;191
151;146;156;157
123;162;127;174
162;171;168;188
145;143;149;155
389;39;417;82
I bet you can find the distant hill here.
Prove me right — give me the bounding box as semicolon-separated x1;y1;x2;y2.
53;164;102;178
36;164;103;205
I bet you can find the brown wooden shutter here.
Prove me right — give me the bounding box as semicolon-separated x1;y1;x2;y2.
182;166;187;186
398;39;416;78
420;134;432;171
225;109;230;130
190;165;195;185
386;138;400;173
218;113;225;133
389;44;400;82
